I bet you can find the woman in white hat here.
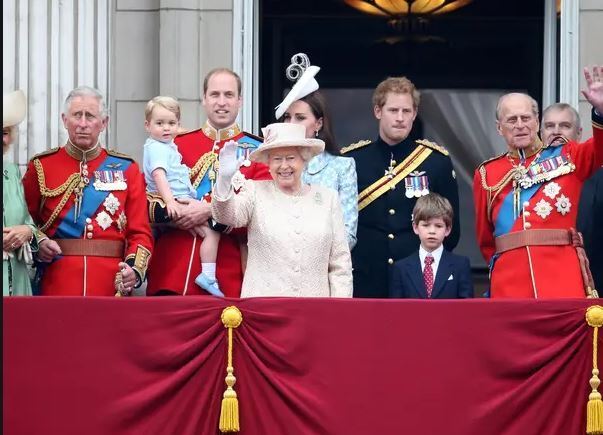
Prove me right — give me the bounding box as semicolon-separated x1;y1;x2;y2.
3;90;37;296
276;53;358;250
212;122;352;298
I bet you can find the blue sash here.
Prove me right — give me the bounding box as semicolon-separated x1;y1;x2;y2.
493;146;562;237
55;155;132;238
194;134;262;198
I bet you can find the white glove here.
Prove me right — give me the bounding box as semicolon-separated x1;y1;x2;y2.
215;140;244;197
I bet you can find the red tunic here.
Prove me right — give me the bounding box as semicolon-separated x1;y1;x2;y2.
473;112;603;298
146;122;271;297
22;146;153;296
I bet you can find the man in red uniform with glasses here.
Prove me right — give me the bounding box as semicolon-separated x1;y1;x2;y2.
474;66;603;298
146;68;270;297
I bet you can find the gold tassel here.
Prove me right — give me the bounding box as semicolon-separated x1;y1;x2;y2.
219;306;243;433
586;306;603;434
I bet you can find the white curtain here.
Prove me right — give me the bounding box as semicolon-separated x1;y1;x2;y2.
420;90;509;186
420;90;511;266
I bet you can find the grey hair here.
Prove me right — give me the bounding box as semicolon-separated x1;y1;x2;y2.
63;86;107;117
542;102;581;130
298;147;314;162
495;92;539;121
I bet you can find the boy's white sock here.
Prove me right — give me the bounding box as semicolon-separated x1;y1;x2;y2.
202;263;216;280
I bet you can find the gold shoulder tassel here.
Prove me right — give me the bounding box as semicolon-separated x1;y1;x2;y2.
219;306;243;433
586;305;603;434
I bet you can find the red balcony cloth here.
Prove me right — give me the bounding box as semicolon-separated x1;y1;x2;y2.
3;297;596;435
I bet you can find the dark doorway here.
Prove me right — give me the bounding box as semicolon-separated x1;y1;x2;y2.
260;0;545;126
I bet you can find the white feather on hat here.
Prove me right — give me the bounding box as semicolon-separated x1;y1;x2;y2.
3;90;26;128
249;123;324;164
274;53;321;120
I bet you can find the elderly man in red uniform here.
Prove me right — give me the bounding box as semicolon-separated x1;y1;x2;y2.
474;66;603;298
146;68;270;297
22;86;153;296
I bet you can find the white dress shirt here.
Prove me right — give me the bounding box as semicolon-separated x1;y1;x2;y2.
419;244;444;279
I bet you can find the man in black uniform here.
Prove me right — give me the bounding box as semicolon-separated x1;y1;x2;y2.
342;76;460;298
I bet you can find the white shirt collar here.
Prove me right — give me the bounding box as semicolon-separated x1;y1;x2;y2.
419;244;443;274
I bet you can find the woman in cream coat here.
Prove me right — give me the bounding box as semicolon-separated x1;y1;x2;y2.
212;123;352;298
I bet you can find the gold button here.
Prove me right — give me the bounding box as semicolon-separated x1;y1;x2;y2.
523;211;530;217
388;234;394;239
85;218;92;224
86;232;93;239
524;222;532;229
388;258;394;265
390;185;396;190
87;224;93;231
389;209;395;215
391;160;397;165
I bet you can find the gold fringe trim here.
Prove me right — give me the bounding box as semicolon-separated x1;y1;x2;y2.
219;306;243;433
190;152;218;190
586;305;603;434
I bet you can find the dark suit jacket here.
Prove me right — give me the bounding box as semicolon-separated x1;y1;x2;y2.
389;250;474;299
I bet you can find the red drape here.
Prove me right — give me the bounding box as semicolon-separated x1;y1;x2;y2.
3;297;597;435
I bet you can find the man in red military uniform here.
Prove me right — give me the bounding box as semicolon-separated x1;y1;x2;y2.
23;86;153;296
146;68;270;297
474;66;603;298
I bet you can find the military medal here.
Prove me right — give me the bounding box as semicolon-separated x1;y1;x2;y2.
95;210;113;230
103;193;120;215
384;157;396;180
93;170;127;191
405;171;429;198
237;141;254;167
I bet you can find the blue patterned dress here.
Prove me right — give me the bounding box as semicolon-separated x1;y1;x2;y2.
303;152;358;249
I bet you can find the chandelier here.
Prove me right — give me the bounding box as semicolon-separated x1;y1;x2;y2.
344;0;472;37
344;0;473;18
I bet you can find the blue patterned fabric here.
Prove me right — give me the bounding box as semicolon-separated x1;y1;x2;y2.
303;152;358;249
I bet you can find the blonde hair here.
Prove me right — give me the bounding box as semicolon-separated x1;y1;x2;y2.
145;96;181;121
372;76;420;109
412;193;453;228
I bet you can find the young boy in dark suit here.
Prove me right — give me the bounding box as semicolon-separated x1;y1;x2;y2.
389;193;474;299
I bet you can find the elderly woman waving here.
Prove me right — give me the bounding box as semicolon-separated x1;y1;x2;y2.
3;90;37;296
212;123;352;298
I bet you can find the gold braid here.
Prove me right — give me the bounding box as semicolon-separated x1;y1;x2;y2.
190;152;218;190
478;164;516;222
33;158;81;232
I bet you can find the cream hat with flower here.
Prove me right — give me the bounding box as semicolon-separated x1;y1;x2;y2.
274;53;320;120
3;90;26;128
249;123;324;164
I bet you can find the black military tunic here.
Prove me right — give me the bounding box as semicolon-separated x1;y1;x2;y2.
343;135;460;298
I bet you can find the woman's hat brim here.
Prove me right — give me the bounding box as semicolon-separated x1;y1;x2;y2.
3;90;26;128
249;138;324;164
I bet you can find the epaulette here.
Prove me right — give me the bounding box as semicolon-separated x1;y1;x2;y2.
241;131;263;142
416;139;449;156
106;149;135;162
340;139;371;154
477;151;507;170
30;147;60;160
176;126;203;138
